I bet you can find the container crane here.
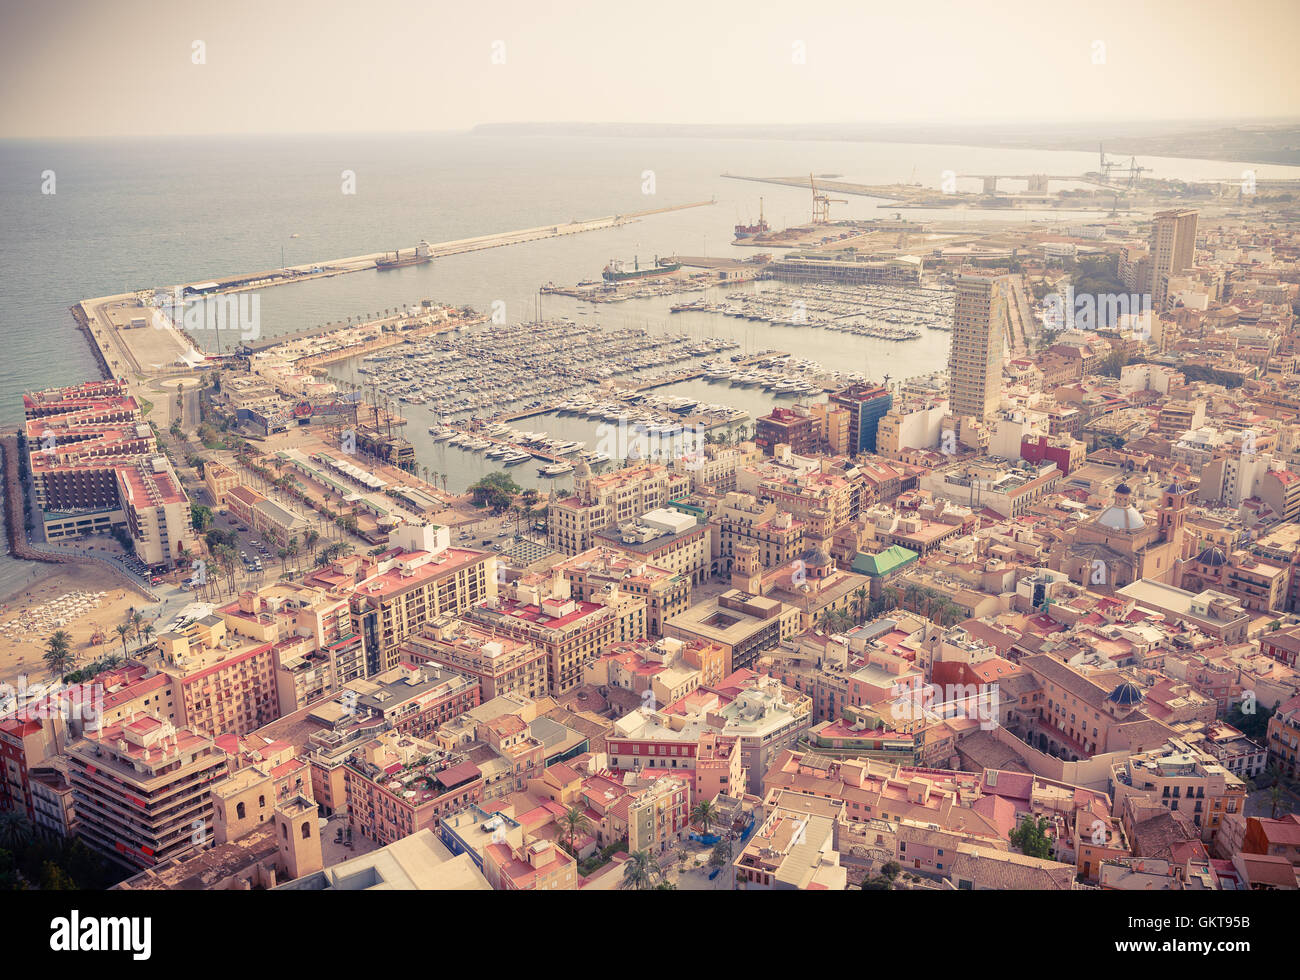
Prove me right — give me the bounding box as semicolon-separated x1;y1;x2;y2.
810;173;847;224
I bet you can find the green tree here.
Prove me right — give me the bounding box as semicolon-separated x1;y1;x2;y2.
1009;814;1054;860
40;861;76;890
1227;700;1276;741
468;472;521;513
190;503;213;532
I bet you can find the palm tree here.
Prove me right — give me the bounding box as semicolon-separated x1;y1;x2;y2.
817;608;836;633
44;631;75;678
0;811;31;850
140;623;155;650
131;611;144;648
113;624;132;660
903;584;925;614
558;805;592;856
691;800;717;835
852;586;870;625
620;850;662;890
1269;783;1291;819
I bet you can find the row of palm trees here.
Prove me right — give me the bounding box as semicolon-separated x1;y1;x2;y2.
810;583;965;636
885;584;968;628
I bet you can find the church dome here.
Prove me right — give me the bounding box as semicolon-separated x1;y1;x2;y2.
1115;483;1132;496
1195;546;1227;567
1107;682;1144;706
801;547;833;568
1096;505;1146;531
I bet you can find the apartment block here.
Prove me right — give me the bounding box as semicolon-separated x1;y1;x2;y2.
66;717;229;870
403;617;548;702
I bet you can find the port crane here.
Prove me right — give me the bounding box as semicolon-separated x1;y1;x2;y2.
810;173;847;223
1098;144;1150;189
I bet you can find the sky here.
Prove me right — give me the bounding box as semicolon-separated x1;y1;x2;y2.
2;0;1298;138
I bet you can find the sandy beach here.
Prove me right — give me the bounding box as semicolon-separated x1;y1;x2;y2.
0;563;153;686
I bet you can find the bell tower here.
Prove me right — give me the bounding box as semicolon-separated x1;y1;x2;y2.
1158;480;1190;547
730;543;762;593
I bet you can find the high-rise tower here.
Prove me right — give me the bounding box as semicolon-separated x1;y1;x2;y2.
948;272;1009;422
1147;209;1198;312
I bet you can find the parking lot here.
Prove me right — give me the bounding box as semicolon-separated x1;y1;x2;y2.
452;512;551;561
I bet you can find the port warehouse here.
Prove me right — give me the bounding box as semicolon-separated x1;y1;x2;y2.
765;253;925;286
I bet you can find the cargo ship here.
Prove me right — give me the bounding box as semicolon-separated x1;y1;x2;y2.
734;198;770;239
602;255;681;282
377;240;433;270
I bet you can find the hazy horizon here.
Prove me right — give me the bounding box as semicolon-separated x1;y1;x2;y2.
3;0;1298;139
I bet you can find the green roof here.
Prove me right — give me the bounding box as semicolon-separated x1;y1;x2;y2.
851;545;918;577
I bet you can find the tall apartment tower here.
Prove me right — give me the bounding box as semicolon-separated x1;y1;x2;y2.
1147;209;1198;312
948;272;1009;422
828;383;893;455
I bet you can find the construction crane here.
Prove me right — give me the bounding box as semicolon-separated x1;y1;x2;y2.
810;173;847;224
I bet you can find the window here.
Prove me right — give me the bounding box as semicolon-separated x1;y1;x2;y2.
237;802;246;819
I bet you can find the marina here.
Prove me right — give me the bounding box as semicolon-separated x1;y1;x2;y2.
669;280;953;336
